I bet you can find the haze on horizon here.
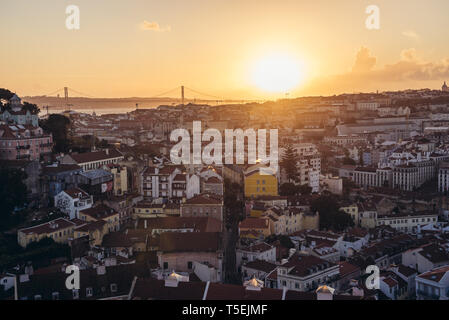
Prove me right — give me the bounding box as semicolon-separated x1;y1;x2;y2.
2;0;449;99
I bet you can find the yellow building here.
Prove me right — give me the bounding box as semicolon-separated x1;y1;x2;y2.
73;220;109;246
17;218;76;248
133;201;166;219
79;204;120;232
244;168;278;198
238;217;272;239
104;164;128;196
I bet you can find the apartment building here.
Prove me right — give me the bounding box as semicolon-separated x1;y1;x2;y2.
276;253;340;292
18;218;76;248
416;265;449;300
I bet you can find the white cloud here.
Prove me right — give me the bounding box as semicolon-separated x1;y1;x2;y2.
402;30;420;40
140;21;171;32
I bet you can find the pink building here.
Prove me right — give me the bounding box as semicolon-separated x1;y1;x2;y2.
0;124;53;161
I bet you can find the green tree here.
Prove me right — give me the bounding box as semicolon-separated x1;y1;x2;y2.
296;184;312;195
0;168;28;228
280;182;297;196
280;144;298;182
311;194;354;231
22;101;40;114
0;88;14;102
40;114;71;152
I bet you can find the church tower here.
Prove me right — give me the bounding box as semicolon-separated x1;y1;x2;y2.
443;81;449;92
9;94;22;112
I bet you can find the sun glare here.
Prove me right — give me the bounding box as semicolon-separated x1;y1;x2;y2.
252;53;304;93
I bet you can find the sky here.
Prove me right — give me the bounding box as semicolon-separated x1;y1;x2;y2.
1;0;449;99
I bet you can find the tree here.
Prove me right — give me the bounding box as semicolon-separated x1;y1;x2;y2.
22;101;40;114
0;88;14;102
0;168;28;228
280;182;297;196
280;144;298;182
311;194;354;231
297;184;312;195
40;114;71;152
343;157;356;165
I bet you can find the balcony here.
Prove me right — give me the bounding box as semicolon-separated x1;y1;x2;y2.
417;290;440;300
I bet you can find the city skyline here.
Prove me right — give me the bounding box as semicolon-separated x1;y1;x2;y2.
2;0;449;99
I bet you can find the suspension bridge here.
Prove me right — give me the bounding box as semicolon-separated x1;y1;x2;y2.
39;86;266;114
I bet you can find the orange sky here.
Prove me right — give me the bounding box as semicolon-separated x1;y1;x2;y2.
2;0;449;99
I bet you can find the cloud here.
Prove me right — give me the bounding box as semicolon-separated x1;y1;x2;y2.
402;30;420;40
140;21;171;32
352;46;377;73
302;47;449;94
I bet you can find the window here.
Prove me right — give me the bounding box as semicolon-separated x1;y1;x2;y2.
73;289;79;300
52;292;59;300
34;295;42;300
163;262;168;269
86;287;93;297
187;261;193;269
110;284;117;293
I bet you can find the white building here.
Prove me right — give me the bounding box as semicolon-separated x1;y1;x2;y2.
438;162;449;193
276;253;340;292
376;212;439;234
402;244;449;273
356;101;380;111
60;149;124;172
416;265;449;300
236;242;276;270
54;187;93;220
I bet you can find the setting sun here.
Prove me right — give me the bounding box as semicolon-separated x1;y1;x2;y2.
251;53;304;93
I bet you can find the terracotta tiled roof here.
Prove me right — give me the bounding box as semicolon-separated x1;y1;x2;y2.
241;242;273;253
418;265;449;283
19;218;75;235
158;232;221;253
337;261;360;278
243;260;277;273
101;232;133;248
63;187;89;199
70;149;123;164
80;204;117;220
239;218;268;229
183;193;223;205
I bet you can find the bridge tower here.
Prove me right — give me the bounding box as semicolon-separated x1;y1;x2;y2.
181;85;185;106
